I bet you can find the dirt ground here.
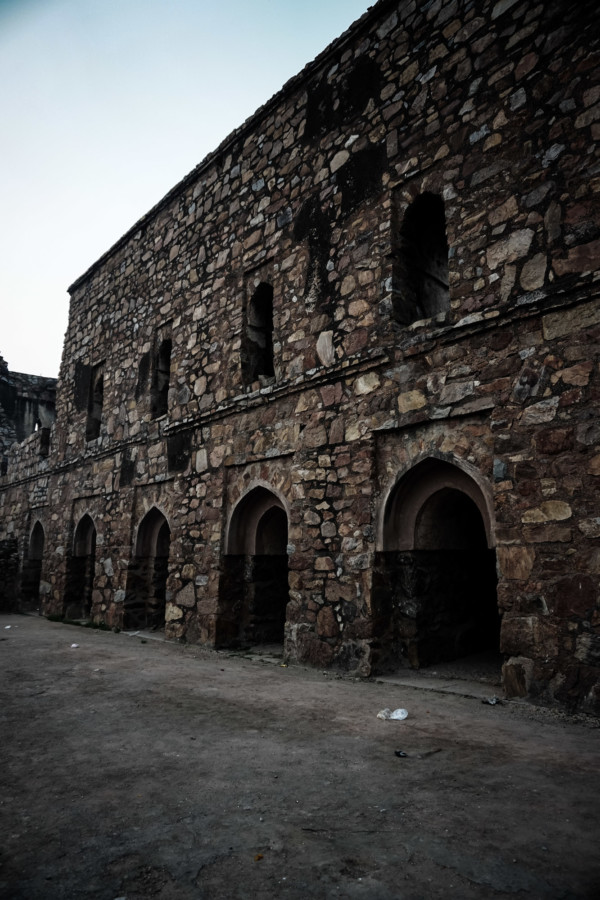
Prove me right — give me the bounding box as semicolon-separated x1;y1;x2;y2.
1;614;599;900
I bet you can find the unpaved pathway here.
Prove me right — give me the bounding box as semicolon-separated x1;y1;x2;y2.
1;614;599;899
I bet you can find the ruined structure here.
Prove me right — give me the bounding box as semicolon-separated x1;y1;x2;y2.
0;356;56;605
0;356;56;461
1;0;599;711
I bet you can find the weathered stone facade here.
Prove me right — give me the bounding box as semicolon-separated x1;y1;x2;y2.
1;0;599;711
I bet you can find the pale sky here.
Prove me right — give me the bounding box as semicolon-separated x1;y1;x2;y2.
0;0;369;378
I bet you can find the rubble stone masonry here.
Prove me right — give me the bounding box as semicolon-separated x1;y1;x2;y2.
1;0;599;712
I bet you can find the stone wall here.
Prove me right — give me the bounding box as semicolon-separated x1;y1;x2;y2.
1;0;599;712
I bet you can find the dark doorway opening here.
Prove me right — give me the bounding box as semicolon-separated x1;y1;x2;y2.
218;488;289;648
373;461;500;671
124;508;170;631
21;521;44;612
64;514;96;620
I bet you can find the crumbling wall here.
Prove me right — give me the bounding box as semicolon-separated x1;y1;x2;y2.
0;356;56;455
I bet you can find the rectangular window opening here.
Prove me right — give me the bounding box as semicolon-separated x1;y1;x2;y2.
85;362;104;442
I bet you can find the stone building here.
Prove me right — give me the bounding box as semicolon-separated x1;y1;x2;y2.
1;0;599;712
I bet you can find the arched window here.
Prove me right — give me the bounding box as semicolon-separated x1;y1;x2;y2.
241;282;274;386
392;192;449;325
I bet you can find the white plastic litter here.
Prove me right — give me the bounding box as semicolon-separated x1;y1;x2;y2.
4;625;11;629
377;707;408;720
70;643;79;648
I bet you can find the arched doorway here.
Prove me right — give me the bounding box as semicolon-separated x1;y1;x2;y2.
124;508;171;631
373;458;500;669
218;487;289;648
64;514;96;620
21;521;44;612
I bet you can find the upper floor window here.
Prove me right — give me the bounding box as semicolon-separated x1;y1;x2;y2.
392;192;449;325
151;336;172;419
85;362;104;441
241;282;274;387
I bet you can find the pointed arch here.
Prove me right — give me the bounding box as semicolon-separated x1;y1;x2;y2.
219;486;290;648
21;521;45;611
381;457;495;552
73;514;97;557
226;486;287;555
374;457;500;670
125;507;171;631
29;521;45;560
64;514;97;619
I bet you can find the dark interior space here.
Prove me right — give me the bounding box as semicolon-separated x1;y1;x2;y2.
374;484;500;671
241;283;274;385
64;514;96;620
20;521;44;612
218;491;289;648
124;509;170;630
392;191;449;324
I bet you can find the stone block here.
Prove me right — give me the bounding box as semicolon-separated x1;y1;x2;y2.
520;397;559;425
574;633;600;666
552;240;600;277
487;229;533;268
549;575;597;618
502;656;534;698
523;525;572;543
195;448;208;472
296;632;334;667
315;331;335;368
177;582;196;608
578;518;600;538
520;253;547;291
440;381;474;404
317;605;338;638
165;603;183;622
397;390;426;413
521;501;572;523
355;373;380;395
542;299;600;340
503;615;558;658
497;545;535;580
